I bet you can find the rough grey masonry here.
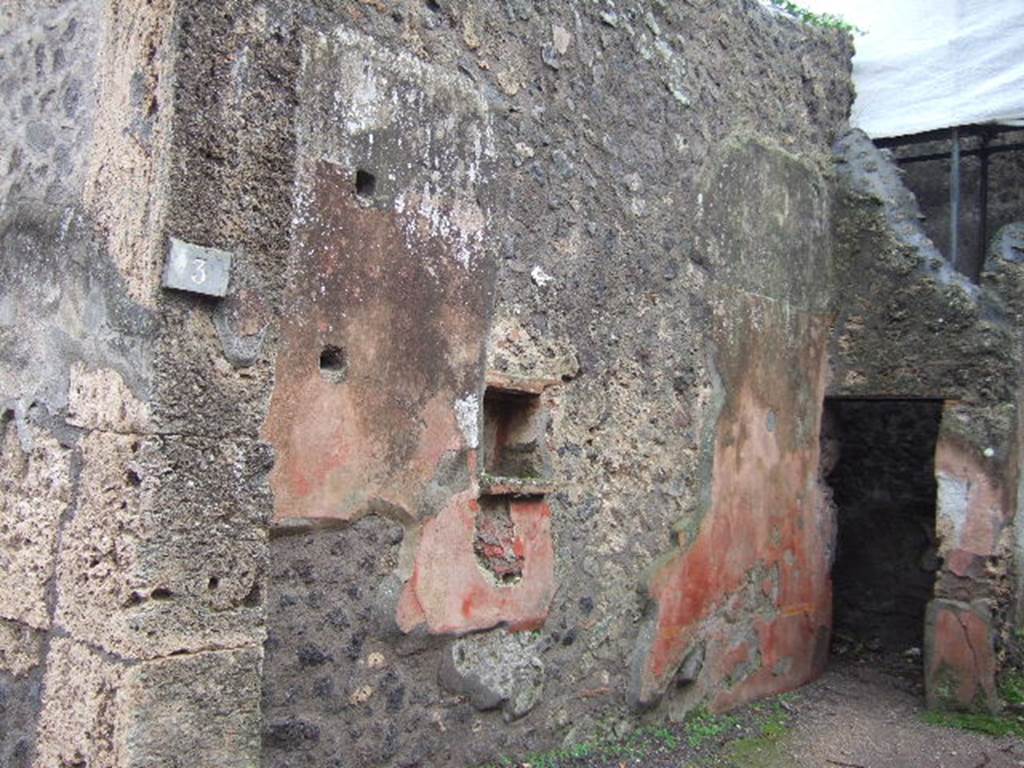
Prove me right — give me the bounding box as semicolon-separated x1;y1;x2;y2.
2;1;1022;767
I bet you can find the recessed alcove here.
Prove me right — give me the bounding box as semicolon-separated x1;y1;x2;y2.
481;384;550;493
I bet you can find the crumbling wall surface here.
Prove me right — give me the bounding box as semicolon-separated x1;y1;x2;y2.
4;0;854;765
830;130;1024;712
1;0;292;764
0;2;161;765
989;223;1024;635
259;2;852;766
628;139;836;713
830;130;1018;403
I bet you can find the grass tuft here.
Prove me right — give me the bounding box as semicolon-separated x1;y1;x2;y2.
922;709;1024;739
683;707;741;748
999;672;1024;707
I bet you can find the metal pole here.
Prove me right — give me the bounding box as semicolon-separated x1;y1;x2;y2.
978;131;990;279
895;141;1024;165
950;126;961;270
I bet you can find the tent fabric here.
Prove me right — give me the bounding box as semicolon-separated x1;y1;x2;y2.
765;0;1024;138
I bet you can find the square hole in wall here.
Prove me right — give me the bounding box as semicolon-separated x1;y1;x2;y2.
482;385;548;482
355;168;376;198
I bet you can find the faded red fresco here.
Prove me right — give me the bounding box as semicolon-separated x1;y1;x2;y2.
925;430;1015;711
934;438;1012;578
635;297;833;709
263;160;492;523
263;160;555;636
927;601;997;710
397;491;555;634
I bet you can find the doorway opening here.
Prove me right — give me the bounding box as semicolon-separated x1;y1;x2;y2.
822;398;943;678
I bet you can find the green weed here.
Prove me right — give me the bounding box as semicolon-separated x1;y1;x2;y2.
478;723;682;768
999;671;1024;707
684;707;741;748
757;703;790;739
766;0;861;33
922;709;1024;739
481;697;791;767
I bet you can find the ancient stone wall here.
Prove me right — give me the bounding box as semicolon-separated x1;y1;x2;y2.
251;2;851;765
1;2;165;765
28;1;1024;766
2;0;278;765
830;130;1024;713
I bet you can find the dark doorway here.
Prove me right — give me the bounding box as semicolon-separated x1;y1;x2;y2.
823;399;943;658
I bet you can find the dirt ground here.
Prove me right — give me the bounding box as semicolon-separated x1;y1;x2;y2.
493;654;1024;768
770;658;1023;768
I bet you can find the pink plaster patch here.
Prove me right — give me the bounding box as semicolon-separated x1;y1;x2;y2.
927;601;997;711
946;548;978;578
398;492;555;634
935;441;1010;559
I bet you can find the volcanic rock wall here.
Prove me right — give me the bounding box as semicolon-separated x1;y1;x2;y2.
830;130;1024;713
254;2;852;764
19;1;1011;766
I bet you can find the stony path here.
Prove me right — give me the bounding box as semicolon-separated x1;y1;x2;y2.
774;660;1023;768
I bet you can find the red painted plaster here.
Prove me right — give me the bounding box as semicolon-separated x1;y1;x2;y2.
262;161;557;638
635;299;833;708
927;601;997;710
925;428;1014;711
263;160;492;523
398;492;554;634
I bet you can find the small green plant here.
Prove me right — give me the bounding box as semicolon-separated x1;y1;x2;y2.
757;701;790;739
651;725;680;750
1000;671;1024;707
684;706;740;748
715;700;794;768
767;0;861;33
481;698;791;767
922;709;1024;739
478;723;682;768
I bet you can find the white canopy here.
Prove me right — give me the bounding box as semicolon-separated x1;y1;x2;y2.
767;0;1024;138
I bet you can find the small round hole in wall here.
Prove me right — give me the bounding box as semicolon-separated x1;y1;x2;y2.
319;345;347;383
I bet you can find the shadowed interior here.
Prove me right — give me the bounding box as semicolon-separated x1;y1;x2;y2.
824;399;942;654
